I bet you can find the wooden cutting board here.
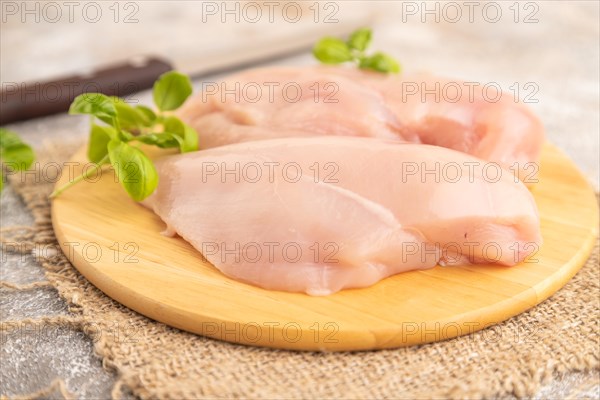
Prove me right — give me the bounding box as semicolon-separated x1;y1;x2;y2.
51;143;598;351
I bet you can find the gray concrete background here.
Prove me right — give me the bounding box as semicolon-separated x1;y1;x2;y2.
1;1;599;398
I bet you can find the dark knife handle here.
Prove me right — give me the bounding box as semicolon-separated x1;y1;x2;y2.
0;56;173;125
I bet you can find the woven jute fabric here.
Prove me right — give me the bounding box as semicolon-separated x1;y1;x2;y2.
2;142;599;400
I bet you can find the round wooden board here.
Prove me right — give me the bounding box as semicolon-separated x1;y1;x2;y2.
51;143;598;351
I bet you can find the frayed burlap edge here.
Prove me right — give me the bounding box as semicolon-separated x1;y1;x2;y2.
0;377;76;400
1;141;599;400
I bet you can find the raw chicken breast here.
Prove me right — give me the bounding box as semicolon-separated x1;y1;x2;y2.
179;66;413;147
346;69;545;183
143;137;542;295
179;66;544;181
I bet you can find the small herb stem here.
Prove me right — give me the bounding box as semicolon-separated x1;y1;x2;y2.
113;116;121;132
49;154;110;199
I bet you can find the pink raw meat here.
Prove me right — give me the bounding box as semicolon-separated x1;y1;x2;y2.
179;66;544;181
143;137;542;295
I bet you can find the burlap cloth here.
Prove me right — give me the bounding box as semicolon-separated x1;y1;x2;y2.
2;142;599;400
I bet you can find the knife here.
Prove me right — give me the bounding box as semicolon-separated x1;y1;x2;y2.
0;21;365;125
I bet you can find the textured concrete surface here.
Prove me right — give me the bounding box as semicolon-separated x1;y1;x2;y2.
0;185;119;399
1;325;116;399
1;1;598;398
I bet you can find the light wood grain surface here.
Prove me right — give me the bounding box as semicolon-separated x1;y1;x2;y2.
51;143;598;351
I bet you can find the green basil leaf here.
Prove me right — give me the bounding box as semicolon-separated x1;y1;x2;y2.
163;116;185;135
163;117;198;153
87;124;116;164
69;93;117;120
153;71;193;111
135;132;180;149
114;100;152;130
313;37;353;64
0;128;21;149
0;128;34;170
348;28;372;52
107;140;158;201
118;130;135;142
96;98;154;130
181;124;199;153
0;171;4;192
359;52;401;74
135;105;157;124
2;143;34;170
96;115;114;126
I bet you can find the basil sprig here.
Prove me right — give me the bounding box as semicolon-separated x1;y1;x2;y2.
313;27;401;74
50;71;198;201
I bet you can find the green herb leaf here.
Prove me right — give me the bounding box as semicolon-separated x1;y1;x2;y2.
2;143;34;170
135;132;180;149
313;28;401;74
114;99;154;129
107;140;158;201
135;105;157;124
153;71;193;111
163;117;199;153
359;52;401;74
96;98;154;129
181;124;199;153
347;28;372;52
0;128;34;170
163;116;185;135
87;124;116;164
118;130;135;142
0;128;22;149
313;37;353;64
69;93;117;120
